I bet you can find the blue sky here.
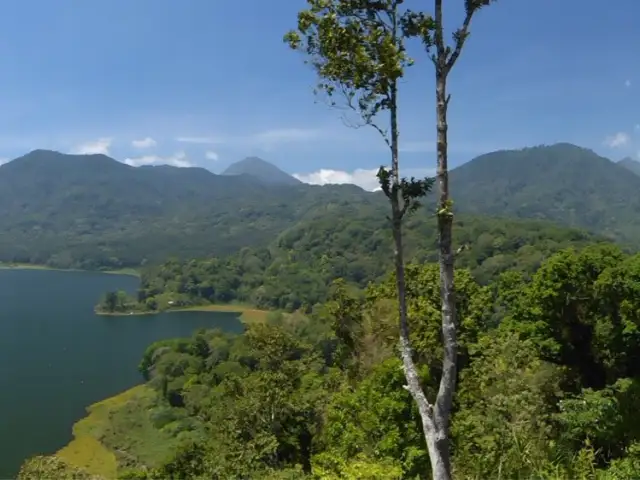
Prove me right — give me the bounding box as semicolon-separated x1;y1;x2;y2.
0;0;638;190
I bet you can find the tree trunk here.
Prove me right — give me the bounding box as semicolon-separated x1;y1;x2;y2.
428;54;457;480
388;78;452;480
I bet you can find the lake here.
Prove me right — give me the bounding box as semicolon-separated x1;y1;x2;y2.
0;268;244;477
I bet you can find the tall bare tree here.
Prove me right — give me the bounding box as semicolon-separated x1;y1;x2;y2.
404;2;495;477
284;0;433;471
286;1;493;478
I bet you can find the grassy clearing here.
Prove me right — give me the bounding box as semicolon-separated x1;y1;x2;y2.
57;384;179;477
180;303;270;323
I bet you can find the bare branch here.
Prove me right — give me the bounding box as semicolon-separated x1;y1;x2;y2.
445;8;473;73
434;0;445;68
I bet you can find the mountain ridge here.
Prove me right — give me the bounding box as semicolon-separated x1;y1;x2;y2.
0;143;637;270
449;142;640;244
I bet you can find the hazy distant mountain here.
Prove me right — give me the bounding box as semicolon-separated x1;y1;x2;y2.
617;156;640;177
222;156;302;186
449;143;640;244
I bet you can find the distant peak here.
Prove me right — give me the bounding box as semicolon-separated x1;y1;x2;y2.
618;156;638;164
222;157;301;186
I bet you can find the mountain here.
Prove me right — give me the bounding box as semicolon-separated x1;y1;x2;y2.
617;156;640;177
222;156;302;186
0;143;638;272
0;150;379;270
449;143;640;245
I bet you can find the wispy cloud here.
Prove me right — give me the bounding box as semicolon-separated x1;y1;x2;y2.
70;137;112;155
604;132;630;148
124;151;192;168
175;136;225;145
294;166;435;192
176;127;326;151
253;128;321;143
205;150;219;161
0;157;9;166
131;137;157;149
625;79;632;87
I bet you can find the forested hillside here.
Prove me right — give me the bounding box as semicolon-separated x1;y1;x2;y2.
1;144;640;272
450;143;640;244
0;150;379;269
22;245;640;479
97;214;599;313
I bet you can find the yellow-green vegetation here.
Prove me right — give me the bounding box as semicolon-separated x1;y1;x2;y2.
17;455;104;480
95;299;270;323
55;384;181;478
180;303;270;323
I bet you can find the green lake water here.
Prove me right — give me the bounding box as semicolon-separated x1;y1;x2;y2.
0;269;244;477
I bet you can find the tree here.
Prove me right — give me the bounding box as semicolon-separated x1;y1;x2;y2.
285;0;441;477
286;1;493;479
403;2;496;477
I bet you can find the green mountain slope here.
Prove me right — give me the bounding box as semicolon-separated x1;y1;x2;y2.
222;156;302;186
0;150;376;269
450;143;640;244
0;144;637;273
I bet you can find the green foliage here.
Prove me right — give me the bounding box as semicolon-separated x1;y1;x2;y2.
119;214;597;314
96;290;136;313
452;332;563;478
313;453;404;479
44;247;640;478
285;0;411;122
317;358;429;477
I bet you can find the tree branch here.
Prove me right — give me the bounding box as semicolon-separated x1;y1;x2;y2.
434;0;445;68
445;6;474;72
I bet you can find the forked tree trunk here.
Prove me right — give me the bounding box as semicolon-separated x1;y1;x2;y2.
388;77;452;479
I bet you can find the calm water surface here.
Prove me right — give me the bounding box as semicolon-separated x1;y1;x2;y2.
0;269;243;477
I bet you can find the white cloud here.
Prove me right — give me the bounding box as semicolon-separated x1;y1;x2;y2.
635;124;640;131
0;157;9;166
176;136;225;144
123;151;193;168
71;137;112;155
604;132;630;148
131;137;157;149
293;167;436;192
205;150;219;161
625;79;632;87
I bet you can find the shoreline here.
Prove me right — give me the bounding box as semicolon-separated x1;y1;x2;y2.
55;385;148;478
95;303;270;323
0;262;140;277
